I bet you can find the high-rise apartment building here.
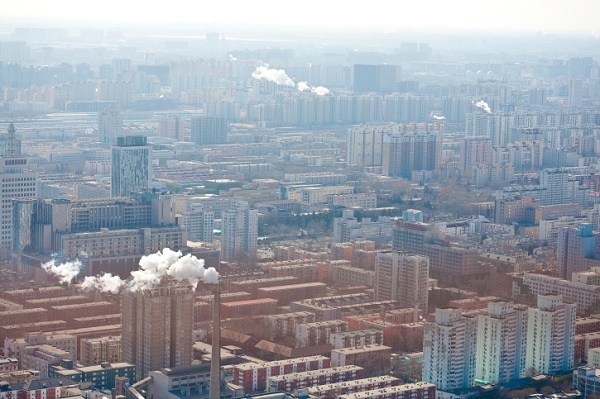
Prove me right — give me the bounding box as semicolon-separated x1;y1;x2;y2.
540;168;588;206
494;195;539;224
525;294;576;376
465;113;512;147
332;209;394;244
392;220;435;253
122;281;194;380
442;96;473;123
159;115;186;142
184;207;214;243
98;105;123;144
111;136;152;197
190;117;228;145
475;301;528;384
557;223;598;280
393;220;480;283
346;124;393;167
0;41;29;63
382;132;442;179
221;201;258;262
1;124;36;260
353;64;401;94
459;137;492;178
374;252;429;312
98;82;134;106
423;307;477;392
382;124;442;180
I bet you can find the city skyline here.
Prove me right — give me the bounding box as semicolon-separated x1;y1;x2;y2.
2;0;600;396
1;0;600;35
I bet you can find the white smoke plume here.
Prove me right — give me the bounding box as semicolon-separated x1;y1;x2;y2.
81;273;124;294
130;248;220;291
473;100;492;113
311;86;330;96
298;81;330;96
84;248;221;293
44;248;219;293
42;259;82;285
204;267;220;284
252;65;295;87
297;81;310;92
129;247;182;292
431;114;446;120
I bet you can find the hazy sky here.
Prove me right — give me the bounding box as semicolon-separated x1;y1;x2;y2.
2;0;599;35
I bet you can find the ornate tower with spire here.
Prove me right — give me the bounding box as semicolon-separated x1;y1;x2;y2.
0;123;21;157
0;123;36;261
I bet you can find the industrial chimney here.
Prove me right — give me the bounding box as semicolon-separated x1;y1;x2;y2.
209;283;221;399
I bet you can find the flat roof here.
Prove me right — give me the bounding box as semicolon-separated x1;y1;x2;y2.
268;365;363;381
337;382;435;398
221;298;278;307
331;345;392;355
307;375;399;393
259;282;326;292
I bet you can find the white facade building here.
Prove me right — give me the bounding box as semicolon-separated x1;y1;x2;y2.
423;308;477;391
295;320;349;347
475;301;528;384
183;207;214;243
375;252;429;312
347;124;393;167
221;201;258;262
525;294;576;376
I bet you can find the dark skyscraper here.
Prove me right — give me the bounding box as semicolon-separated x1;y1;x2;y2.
111;136;152;197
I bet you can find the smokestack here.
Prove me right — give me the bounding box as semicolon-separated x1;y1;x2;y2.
209;283;221;399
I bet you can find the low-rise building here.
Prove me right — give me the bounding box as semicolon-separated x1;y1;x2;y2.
267;365;363;393
0;377;78;399
0;357;18;373
307;375;399;399
233;355;330;392
50;360;135;390
79;336;122;366
264;312;316;341
337;381;436;399
295;321;348;347
289;293;373;321
330;344;392;376
257;282;327;306
20;345;75;379
332;265;375;287
229;277;299;298
4;332;77;365
221;298;278;319
0;369;40;384
519;273;600;315
328;329;383;349
573;366;600;399
268;264;318;283
146;364;213;399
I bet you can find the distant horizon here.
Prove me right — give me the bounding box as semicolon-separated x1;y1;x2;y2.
1;0;600;37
